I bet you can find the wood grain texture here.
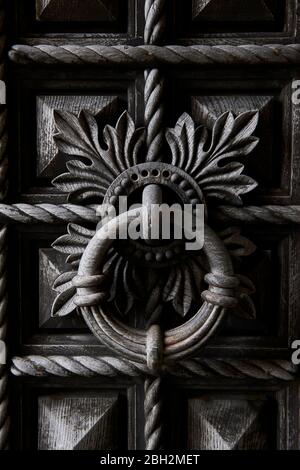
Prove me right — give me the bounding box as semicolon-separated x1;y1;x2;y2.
38;394;119;450
187;398;273;450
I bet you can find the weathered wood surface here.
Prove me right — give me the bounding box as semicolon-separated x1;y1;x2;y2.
4;0;300;452
38;395;119;450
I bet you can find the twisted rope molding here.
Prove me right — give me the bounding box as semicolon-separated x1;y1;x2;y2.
213;206;300;225
144;2;165;357
0;204;99;224
0;204;299;225
11;356;297;381
0;0;8;450
0;228;8;451
144;2;166;161
9;44;300;66
144;69;165;162
144;0;165;45
144;378;163;450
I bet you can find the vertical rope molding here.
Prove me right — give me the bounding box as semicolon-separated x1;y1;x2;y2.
144;0;165;162
143;0;166;450
144;378;163;450
0;0;9;450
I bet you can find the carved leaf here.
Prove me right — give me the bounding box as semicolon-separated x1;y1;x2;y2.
103;250;141;316
166;111;259;205
101;111;145;171
166;113;198;171
52;224;95;265
51;224;95;318
53;271;77;292
51;271;78;317
162;260;206;317
52;110;145;202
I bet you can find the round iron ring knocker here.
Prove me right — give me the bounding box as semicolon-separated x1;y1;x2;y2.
73;207;239;370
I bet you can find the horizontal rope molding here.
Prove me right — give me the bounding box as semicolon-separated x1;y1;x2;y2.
11;356;297;381
0;204;300;225
213;206;300;225
0;204;98;224
9;44;300;67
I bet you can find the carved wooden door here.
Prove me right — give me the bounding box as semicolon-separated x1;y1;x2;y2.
1;0;300;451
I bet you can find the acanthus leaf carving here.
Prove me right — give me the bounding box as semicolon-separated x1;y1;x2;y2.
53;110;145;203
166;111;259;206
50;109;259;329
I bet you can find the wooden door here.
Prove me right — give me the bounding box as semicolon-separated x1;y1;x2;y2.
0;0;299;451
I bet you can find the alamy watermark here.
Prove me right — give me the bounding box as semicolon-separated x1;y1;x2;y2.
291;340;300;365
96;198;205;251
0;81;5;105
292;81;300;105
0;340;6;365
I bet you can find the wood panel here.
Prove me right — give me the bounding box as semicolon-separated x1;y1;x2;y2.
187;396;275;450
172;0;292;43
38;394;119;450
168;73;295;204
10;0;134;40
36;0;119;22
192;0;282;25
8;70;134;201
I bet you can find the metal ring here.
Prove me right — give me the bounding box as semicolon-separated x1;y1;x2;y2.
75;208;237;365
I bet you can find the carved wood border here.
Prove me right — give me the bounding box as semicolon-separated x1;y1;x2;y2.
2;0;300;451
0;0;8;451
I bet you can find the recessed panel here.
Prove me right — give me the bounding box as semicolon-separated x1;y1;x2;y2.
187;396;276;450
36;0;119;22
38;394;119;450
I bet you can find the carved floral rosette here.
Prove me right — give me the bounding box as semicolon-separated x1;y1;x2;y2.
50;107;259;369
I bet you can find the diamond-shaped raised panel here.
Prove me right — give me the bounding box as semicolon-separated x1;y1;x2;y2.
38;395;119;450
174;0;287;34
192;94;282;190
192;0;276;22
36;0;119;22
37;95;119;177
188;398;275;450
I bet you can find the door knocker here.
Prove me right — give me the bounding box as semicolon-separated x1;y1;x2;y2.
51;109;259;371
